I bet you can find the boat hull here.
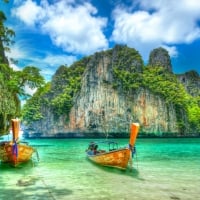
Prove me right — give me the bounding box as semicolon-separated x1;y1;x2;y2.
0;142;35;166
87;148;131;169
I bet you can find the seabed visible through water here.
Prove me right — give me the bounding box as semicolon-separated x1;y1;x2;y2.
0;138;200;200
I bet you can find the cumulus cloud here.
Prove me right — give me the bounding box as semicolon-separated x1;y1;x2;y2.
111;0;200;60
161;45;178;58
12;0;108;55
12;0;43;26
11;0;200;71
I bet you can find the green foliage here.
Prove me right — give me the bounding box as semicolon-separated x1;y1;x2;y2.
142;66;189;107
22;83;51;125
141;66;200;133
112;45;143;72
183;70;200;96
0;7;45;135
113;68;142;90
0;11;15;56
0;64;45;134
141;66;193;132
112;45;143;91
18;66;45;89
187;96;200;133
2;65;45;98
112;61;200;133
50;63;85;120
22;59;86;124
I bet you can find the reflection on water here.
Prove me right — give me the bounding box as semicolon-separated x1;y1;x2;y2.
0;138;200;200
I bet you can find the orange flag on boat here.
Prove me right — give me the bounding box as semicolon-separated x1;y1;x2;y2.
129;123;140;147
11;119;20;142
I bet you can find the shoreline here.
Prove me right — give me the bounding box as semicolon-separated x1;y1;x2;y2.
24;135;200;139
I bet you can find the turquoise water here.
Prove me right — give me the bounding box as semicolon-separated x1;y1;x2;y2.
0;138;200;200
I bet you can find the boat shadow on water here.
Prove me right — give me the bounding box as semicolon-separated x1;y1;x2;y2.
86;157;144;180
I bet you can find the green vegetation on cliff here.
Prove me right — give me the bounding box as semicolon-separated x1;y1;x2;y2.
22;82;51;125
142;66;188;106
51;62;85;119
21;45;200;135
187;96;200;133
112;45;143;90
142;66;199;133
22;58;88;124
111;47;200;134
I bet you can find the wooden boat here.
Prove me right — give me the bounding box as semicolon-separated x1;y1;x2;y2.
86;123;139;170
0;119;36;166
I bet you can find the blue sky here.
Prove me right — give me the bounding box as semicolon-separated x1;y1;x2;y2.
1;0;200;82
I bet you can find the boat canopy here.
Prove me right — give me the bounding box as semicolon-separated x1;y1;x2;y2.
88;140;119;151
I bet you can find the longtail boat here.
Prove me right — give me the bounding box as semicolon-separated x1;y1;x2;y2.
86;123;139;170
0;119;37;167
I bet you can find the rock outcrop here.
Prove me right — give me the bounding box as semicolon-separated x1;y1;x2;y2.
148;47;172;72
24;45;193;138
177;70;200;97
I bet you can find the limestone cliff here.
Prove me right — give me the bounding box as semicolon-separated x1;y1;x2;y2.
23;45;197;138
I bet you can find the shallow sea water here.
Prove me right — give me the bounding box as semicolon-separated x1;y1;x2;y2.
0;138;200;200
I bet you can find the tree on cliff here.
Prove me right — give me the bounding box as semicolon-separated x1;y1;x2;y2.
21;61;86;126
0;8;45;135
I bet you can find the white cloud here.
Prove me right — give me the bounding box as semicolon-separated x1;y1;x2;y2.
12;0;108;55
42;54;76;67
9;63;20;71
111;0;200;61
5;42;77;81
161;45;178;58
27;54;77;79
21;85;37;107
12;0;43;26
6;42;28;60
21;54;77;81
24;85;37;96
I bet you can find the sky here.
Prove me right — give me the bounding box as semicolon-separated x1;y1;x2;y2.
1;0;200;82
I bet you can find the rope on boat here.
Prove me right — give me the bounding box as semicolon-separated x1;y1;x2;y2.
12;140;18;165
134;146;139;169
128;145;138;170
12;141;18;157
34;149;40;162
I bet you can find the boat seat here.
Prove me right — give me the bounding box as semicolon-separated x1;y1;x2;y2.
109;148;117;151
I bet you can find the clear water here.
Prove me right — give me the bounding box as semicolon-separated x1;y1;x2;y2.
0;138;200;200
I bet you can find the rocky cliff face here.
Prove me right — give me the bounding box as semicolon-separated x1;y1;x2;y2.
24;45;187;138
69;50;179;136
177;70;200;97
149;47;172;72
